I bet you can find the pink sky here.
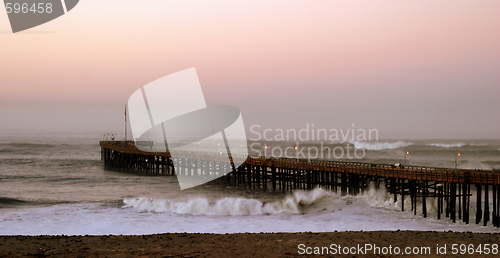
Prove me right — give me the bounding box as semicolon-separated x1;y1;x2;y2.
1;1;499;138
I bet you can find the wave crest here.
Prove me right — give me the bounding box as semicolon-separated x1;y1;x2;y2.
352;141;413;151
427;143;465;148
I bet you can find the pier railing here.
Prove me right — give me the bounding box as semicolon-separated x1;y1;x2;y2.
100;141;499;185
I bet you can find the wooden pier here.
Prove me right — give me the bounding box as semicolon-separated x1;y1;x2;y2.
101;141;500;228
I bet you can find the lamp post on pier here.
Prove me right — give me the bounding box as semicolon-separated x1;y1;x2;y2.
292;146;298;160
404;150;409;167
362;148;367;169
455;151;461;171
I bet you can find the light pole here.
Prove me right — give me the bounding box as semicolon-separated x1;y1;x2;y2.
216;143;220;155
455;151;461;171
263;144;268;158
292;146;298;159
324;147;329;161
362;148;366;166
404;150;409;167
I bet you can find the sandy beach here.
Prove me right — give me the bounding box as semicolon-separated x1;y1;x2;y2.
2;2;499;258
1;231;499;257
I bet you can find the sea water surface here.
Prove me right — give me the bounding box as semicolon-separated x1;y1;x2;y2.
1;133;500;235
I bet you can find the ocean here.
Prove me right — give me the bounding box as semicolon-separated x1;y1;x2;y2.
1;133;500;235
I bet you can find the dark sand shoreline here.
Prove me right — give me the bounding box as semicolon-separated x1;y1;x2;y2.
1;231;499;257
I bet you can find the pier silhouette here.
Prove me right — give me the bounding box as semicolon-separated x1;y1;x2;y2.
101;141;500;228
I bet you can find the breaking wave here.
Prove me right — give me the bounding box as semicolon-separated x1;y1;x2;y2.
352;141;413;151
123;188;331;215
427;143;465;148
357;185;441;215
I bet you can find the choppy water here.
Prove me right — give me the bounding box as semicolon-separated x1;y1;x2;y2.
1;134;499;235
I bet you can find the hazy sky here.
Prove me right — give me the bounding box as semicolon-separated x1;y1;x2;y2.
1;1;499;139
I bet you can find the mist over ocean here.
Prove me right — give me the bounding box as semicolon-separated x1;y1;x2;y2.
1;133;499;235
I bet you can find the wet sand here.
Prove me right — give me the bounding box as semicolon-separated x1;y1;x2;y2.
1;231;499;257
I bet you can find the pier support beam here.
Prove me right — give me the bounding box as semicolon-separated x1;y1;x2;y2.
451;183;456;223
484;185;490;226
272;166;276;192
466;183;471;224
493;185;497;227
458;183;462;220
341;173;347;196
437;184;442;220
462;183;468;224
476;184;482;225
422;181;427;218
401;179;405;212
496;185;500;228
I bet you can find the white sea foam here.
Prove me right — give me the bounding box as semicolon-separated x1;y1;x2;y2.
2;187;498;235
352;141;413;151
359;184;440;214
427;143;465;148
123;188;330;215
